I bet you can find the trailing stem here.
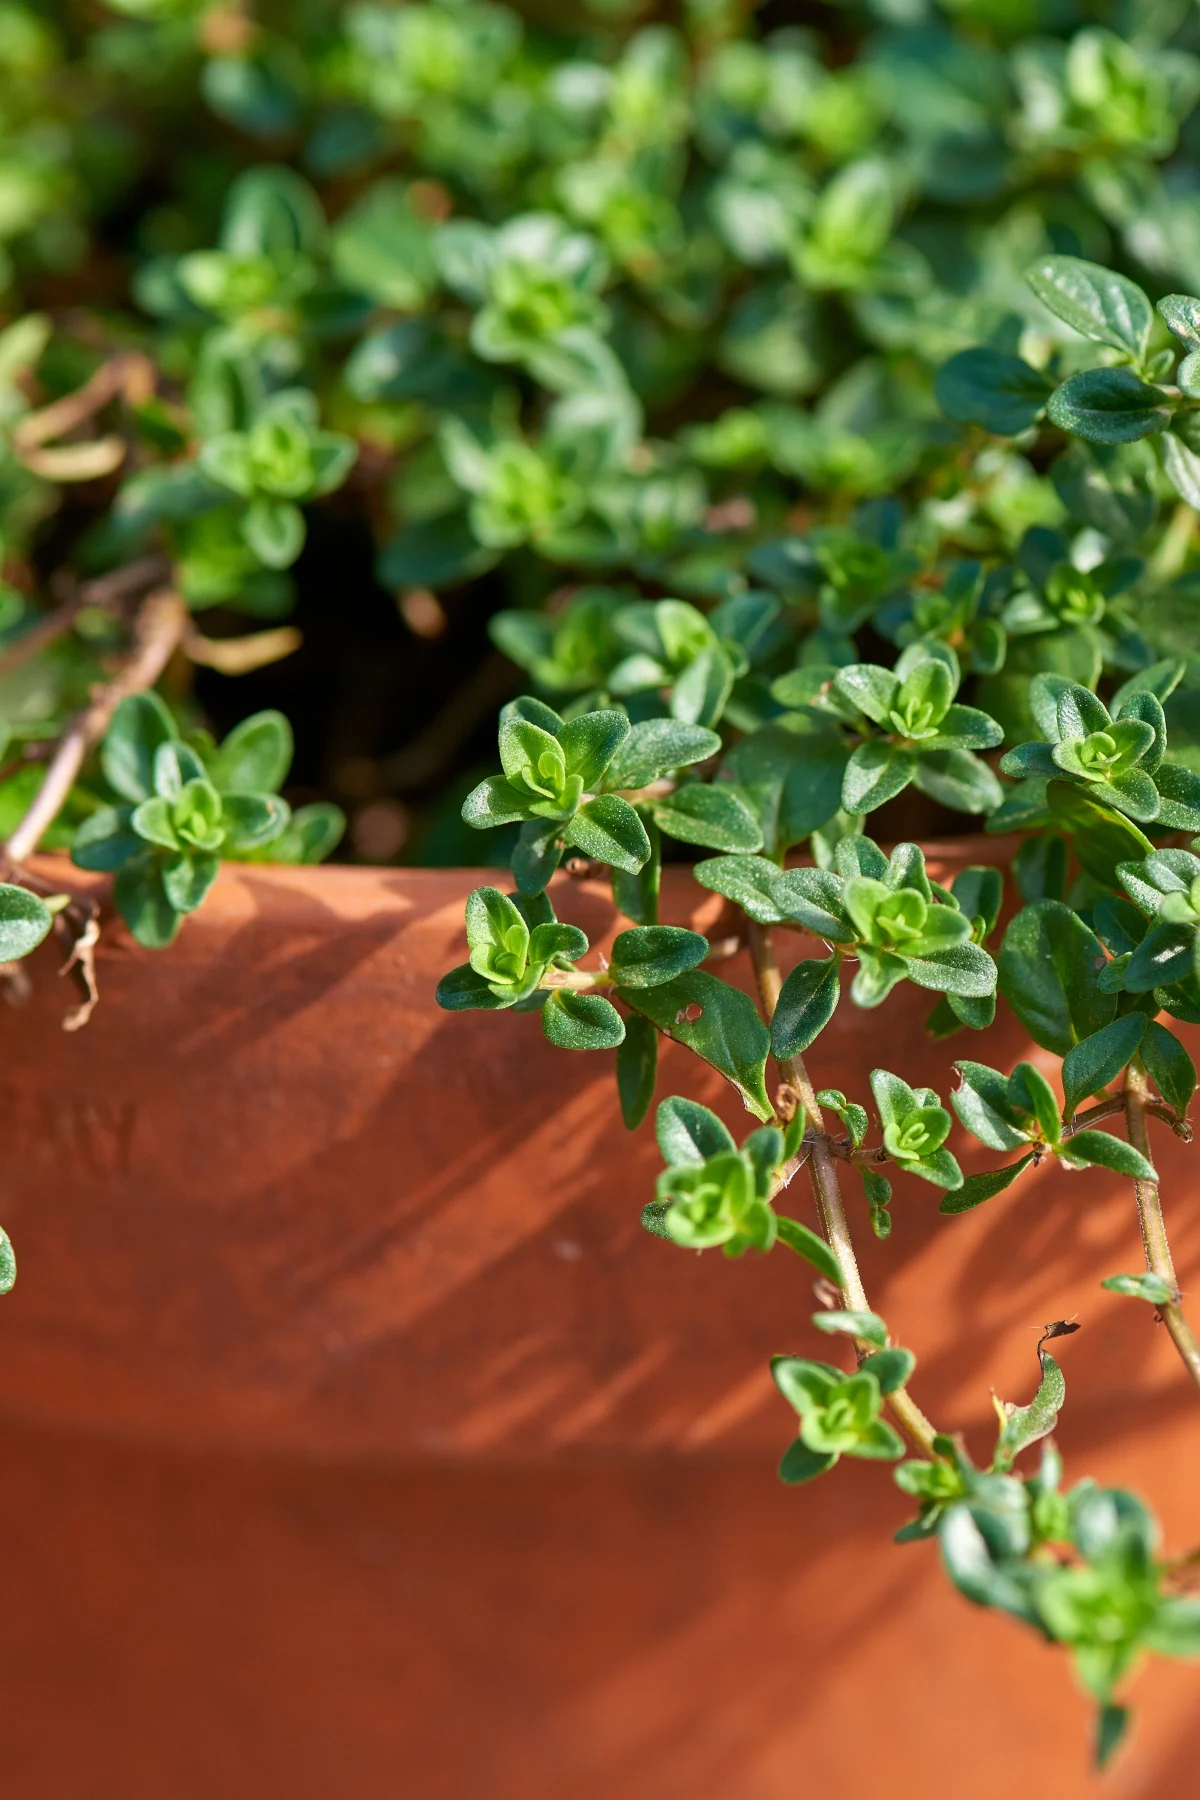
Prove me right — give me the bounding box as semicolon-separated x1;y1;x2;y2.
4;587;188;866
746;920;939;1458
1124;1062;1200;1395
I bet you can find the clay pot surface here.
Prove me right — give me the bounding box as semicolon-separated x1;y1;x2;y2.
0;847;1197;1798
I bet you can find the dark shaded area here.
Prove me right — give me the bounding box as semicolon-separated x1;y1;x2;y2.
192;510;521;863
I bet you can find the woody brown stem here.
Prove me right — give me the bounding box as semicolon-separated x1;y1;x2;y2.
1124;1063;1200;1394
4;588;188;864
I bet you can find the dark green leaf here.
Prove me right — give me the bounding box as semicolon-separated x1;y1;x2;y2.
1095;1705;1130;1772
775;1217;845;1286
998;900;1115;1055
1140;1021;1196;1116
1027;256;1153;357
621;972;773;1120
860;1347;915;1394
1062;1015;1146;1115
842;741;916;813
693;854;788;925
616;1013;657;1130
435;963;514;1012
656;1097;737;1166
779;1439;838;1484
564;795;651;873
604;721;721;789
934;346;1052;436
114;856;181;948
611;810;660;924
1063;1130;1155;1180
1046;368;1170;445
0;1226;14;1295
651;783;764;853
938;1152;1034;1213
542;989;626;1050
609;925;708;988
1046;781;1154;888
771;956;840;1058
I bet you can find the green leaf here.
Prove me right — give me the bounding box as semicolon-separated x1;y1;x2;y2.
221;792;289;851
610;809;660;924
243;496;306;568
0;884;53;961
72;805;143;872
998;900;1115;1056
771;956;840;1058
102;692;178;804
1046;368;1170;445
1095;1705;1130;1772
435;964;515;1012
1101;1272;1176;1304
775;1217;845;1285
778;1439;838;1484
860;1347;915;1394
1046;780;1154;888
842;741;916;813
1062;1130;1155;1180
603;721;721;789
621;972;773;1120
656;1096;736;1166
1157;293;1200;349
1140;1021;1196;1117
1062;1015;1146;1116
1026;256;1153;358
651;784;764;853
693;854;788;925
912;750;1002;816
557;710;630;788
904;938;998;1000
161;849;220;914
0;1225;14;1295
563;795;651;873
542;989;625;1050
812;1308;888;1348
934;347;1052;436
994;1353;1065;1469
205;710;292;794
938;1152;1035;1213
951;1062;1031;1151
462;775;539;829
721;715;849;856
114;856;182;949
609;925;708;988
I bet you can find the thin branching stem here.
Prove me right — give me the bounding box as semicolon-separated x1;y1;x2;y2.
4;588;187;865
745;920;939;1459
1124;1062;1200;1394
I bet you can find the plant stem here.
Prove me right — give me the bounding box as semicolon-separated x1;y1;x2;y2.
4;588;187;864
1124;1063;1200;1394
746;921;939;1458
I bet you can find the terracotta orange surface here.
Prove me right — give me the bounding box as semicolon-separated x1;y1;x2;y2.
0;850;1195;1797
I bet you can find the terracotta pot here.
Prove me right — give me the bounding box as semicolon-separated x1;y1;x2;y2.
0;846;1197;1798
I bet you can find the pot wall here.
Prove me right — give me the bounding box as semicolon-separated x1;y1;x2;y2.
0;849;1197;1799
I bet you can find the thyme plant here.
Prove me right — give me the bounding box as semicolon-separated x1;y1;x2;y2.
8;0;1200;1769
438;252;1200;1771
